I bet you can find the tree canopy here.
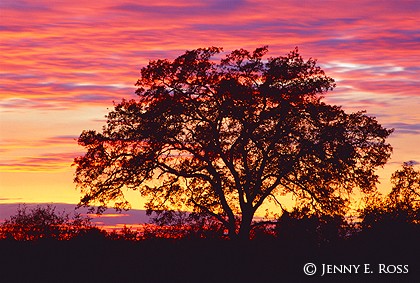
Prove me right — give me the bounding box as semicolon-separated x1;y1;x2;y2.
360;161;420;229
74;46;393;239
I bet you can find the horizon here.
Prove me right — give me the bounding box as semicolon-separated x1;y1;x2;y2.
1;0;419;229
0;202;150;231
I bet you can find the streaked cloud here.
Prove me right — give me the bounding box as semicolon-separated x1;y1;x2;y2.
0;152;79;172
0;203;150;228
385;123;420;135
0;0;419;206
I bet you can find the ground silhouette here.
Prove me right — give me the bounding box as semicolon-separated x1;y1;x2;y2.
0;199;419;283
0;230;418;283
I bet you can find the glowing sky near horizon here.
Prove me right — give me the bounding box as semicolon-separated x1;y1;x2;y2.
1;0;419;211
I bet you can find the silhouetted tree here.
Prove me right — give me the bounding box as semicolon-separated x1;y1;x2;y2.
388;161;420;215
0;204;94;241
360;161;420;230
74;46;393;240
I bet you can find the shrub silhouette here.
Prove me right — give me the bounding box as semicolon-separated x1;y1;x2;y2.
0;204;94;241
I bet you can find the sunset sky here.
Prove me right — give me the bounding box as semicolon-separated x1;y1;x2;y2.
1;0;419;221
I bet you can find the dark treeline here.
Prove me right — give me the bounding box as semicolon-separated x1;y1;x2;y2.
0;227;418;283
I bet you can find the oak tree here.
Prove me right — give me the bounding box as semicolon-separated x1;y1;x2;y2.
74;47;392;239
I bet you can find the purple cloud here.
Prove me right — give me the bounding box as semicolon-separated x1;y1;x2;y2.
385;123;420;135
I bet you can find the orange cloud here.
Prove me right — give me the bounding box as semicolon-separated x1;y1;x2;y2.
1;0;419;207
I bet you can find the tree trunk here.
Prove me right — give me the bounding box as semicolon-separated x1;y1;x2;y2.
226;216;238;240
237;210;253;240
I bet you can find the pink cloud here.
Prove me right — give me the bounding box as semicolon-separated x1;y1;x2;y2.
0;203;150;228
1;0;419;205
0;152;79;171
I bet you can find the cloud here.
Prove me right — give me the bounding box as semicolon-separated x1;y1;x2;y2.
385;123;420;135
0;152;80;172
1;0;419;208
2;0;418;112
405;160;420;166
0;83;134;110
324;62;405;74
0;98;67;111
1;136;78;150
112;0;246;17
0;0;51;12
0;202;150;227
0;198;23;202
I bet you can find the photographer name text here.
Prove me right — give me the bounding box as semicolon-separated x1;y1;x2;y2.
303;263;409;276
321;263;408;276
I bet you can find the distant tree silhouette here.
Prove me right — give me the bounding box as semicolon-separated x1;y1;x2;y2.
0;204;94;241
143;210;225;239
275;206;351;246
360;161;420;230
388;161;420;215
74;46;393;240
106;225;140;241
